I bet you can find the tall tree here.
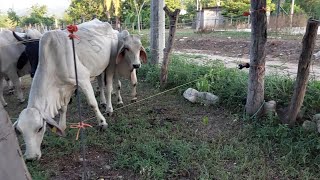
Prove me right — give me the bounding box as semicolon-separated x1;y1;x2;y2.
131;0;149;33
20;4;56;27
245;0;267;117
7;8;20;26
67;0;104;22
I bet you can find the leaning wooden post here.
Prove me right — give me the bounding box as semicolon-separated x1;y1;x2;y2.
160;6;180;88
284;19;320;126
245;0;267;116
0;105;32;180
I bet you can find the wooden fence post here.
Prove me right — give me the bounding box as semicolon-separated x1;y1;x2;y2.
283;19;320;126
160;6;180;88
245;0;267;116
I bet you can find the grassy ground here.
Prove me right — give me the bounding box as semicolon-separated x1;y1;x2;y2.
5;53;320;179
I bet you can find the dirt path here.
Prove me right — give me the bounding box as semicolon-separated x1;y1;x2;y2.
174;50;320;80
174;36;320;80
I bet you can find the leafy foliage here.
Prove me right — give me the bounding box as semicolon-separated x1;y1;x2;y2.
7;8;20;26
8;5;56;27
67;0;105;21
222;0;275;17
295;0;320;18
165;0;182;11
0;14;11;28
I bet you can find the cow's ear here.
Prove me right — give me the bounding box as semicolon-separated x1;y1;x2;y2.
116;45;126;64
45;117;65;137
140;46;147;64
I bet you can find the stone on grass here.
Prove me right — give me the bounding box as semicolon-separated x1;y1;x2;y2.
312;113;320;133
197;92;219;105
302;120;317;132
183;88;219;105
263;100;276;115
183;88;199;103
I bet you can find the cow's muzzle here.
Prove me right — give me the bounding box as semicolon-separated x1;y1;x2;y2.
133;64;141;69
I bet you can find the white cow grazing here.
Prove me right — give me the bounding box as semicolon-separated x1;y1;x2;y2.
13;19;130;160
0;29;42;106
97;30;147;115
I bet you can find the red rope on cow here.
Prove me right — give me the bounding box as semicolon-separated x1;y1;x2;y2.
70;122;92;140
243;7;267;16
67;25;80;40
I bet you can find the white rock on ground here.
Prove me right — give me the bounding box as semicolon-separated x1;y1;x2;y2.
183;88;199;103
312;113;320;133
183;88;219;105
302;120;317;132
263;100;277;115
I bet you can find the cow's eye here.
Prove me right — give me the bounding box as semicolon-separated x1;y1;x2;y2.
37;126;43;133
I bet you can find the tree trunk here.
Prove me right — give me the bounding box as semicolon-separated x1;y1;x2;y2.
283;19;319;126
0;104;32;180
150;0;165;65
137;14;141;33
245;0;267;116
115;16;121;30
160;6;180;88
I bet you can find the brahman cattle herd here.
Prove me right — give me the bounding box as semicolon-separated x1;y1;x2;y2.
1;19;147;160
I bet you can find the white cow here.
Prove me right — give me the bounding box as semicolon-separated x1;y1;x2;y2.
0;30;28;106
0;29;42;106
13;19;144;160
97;30;147;115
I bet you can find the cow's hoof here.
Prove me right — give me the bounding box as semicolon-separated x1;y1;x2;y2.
116;103;124;107
19;99;25;104
3;103;8;107
131;98;137;103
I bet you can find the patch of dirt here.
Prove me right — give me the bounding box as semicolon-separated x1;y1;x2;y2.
174;36;320;63
40;148;139;180
173;36;320;80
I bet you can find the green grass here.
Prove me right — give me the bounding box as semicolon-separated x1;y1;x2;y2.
22;53;320;179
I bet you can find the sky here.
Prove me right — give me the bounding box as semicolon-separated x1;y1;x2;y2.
0;0;71;17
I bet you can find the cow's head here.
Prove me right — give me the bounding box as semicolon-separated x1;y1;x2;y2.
13;108;64;160
13;30;40;78
116;30;147;71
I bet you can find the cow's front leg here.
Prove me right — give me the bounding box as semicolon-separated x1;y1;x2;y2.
105;71;114;116
0;76;7;106
79;80;108;129
97;73;107;107
7;71;24;103
130;69;138;103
